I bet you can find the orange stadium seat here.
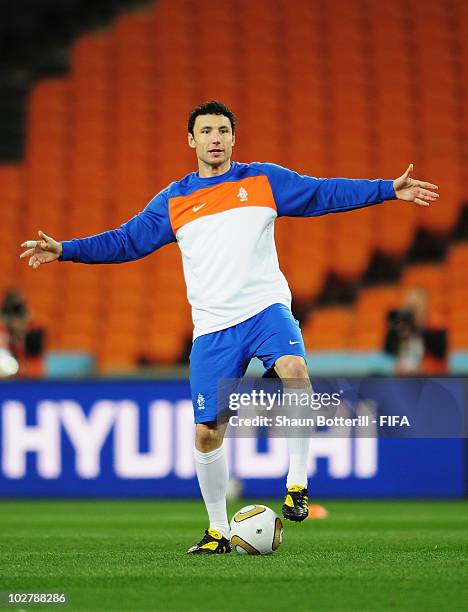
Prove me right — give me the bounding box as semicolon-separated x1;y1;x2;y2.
351;286;402;350
302;307;353;350
445;243;468;348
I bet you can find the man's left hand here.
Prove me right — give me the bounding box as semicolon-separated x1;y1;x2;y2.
393;164;439;206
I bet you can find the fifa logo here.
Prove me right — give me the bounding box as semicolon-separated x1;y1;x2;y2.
237;187;248;202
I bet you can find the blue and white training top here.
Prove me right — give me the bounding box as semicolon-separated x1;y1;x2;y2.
60;162;396;338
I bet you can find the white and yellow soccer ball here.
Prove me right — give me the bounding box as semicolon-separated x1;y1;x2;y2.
230;504;283;555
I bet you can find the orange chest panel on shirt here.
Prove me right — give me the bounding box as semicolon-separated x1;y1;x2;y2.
169;175;277;234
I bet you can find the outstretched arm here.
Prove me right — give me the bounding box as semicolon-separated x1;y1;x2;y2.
19;190;175;269
259;163;438;217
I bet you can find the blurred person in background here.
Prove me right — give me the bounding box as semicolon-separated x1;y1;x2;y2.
384;287;447;374
0;290;45;378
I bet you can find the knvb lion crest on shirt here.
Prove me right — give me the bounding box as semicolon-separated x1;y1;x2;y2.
237;187;248;202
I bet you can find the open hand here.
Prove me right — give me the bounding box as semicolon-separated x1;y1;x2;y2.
20;231;62;269
393;164;439;206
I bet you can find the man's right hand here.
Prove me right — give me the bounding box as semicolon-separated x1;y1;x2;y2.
20;230;62;269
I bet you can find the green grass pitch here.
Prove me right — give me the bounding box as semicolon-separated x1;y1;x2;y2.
0;500;467;611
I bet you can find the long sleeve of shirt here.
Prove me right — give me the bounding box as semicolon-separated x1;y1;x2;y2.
60;190;175;264
256;163;397;217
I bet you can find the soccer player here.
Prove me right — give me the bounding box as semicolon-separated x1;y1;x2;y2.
20;101;439;554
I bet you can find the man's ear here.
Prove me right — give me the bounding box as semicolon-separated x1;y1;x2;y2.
232;133;235;147
188;133;196;148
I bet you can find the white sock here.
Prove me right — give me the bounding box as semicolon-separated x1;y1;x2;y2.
284;386;312;489
286;437;310;488
194;446;229;538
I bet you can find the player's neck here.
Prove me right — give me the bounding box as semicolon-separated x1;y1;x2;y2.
197;159;232;178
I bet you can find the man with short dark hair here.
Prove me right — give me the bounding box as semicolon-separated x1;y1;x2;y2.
21;100;439;554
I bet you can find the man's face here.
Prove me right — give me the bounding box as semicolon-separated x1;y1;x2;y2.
188;114;235;167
